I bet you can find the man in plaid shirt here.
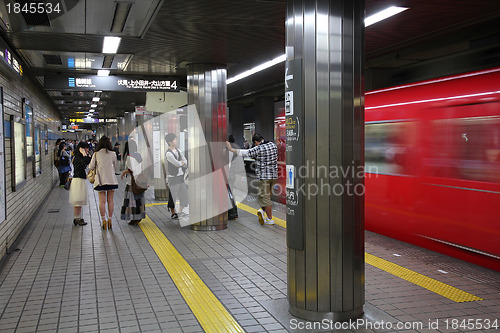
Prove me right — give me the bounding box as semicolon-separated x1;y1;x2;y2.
226;133;278;225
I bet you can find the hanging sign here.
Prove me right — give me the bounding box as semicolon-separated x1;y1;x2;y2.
44;75;181;92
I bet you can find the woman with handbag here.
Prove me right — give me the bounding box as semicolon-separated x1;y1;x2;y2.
69;142;91;226
120;139;146;225
88;136;118;230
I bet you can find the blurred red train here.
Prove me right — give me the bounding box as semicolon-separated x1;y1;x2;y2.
275;67;500;271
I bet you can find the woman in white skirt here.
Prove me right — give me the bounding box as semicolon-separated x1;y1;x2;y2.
69;141;91;226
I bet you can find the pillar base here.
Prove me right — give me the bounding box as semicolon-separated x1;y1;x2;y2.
190;224;227;231
289;305;363;322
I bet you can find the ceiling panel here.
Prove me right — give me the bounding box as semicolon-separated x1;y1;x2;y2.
0;0;499;122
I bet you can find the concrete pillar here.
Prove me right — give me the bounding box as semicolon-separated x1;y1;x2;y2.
187;64;228;230
286;0;365;321
254;96;275;142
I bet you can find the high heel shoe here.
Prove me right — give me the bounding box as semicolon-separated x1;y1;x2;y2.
102;218;107;230
107;219;112;229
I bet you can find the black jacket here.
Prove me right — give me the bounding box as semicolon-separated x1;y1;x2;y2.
73;154;91;179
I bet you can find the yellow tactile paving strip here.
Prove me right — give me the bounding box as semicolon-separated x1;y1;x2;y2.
139;215;245;333
365;253;483;302
236;203;483;303
236;203;287;228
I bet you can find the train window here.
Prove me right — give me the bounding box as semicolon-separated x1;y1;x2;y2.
426;117;500;183
456;117;500;183
365;122;414;175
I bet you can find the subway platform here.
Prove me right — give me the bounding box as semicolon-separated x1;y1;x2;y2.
0;179;498;333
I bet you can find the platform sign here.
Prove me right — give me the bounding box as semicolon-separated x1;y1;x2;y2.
44;75;181;92
285;59;304;251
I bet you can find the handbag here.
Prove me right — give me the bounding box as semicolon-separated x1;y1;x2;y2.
87;154;97;184
64;177;72;190
131;172;148;195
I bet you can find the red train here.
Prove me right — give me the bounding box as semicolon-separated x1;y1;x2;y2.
364;67;500;271
275;67;500;271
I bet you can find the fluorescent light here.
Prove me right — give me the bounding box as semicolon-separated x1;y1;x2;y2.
91;104;97;108
227;7;408;85
365;6;408;27
102;36;121;54
227;54;286;84
92;97;100;102
97;70;110;76
94;90;102;93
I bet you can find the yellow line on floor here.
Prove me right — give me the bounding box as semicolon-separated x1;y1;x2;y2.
236;203;483;303
145;202;169;207
139;215;245;333
365;253;483;302
236;203;286;228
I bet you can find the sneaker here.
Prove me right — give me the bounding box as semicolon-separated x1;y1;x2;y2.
256;209;265;225
264;218;275;225
171;213;179;220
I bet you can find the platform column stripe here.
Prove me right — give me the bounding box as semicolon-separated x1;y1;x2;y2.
366;253;483;302
139;216;245;333
236;203;483;303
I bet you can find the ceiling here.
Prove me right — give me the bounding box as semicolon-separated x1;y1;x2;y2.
1;0;500;126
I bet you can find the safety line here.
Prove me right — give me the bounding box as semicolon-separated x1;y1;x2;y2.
236;203;483;303
139;215;245;333
365;253;483;302
236;203;287;228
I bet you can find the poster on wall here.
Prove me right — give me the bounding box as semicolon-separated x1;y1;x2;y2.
24;100;33;160
0;88;6;223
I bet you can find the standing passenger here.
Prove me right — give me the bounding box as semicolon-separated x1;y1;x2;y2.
165;133;189;217
89;136;118;230
226;133;278;225
58;142;71;187
120;139;146;225
69;142;91;226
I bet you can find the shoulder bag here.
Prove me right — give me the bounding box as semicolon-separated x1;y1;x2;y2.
88;154;97;184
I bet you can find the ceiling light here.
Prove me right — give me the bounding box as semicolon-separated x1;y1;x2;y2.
227;7;408;85
94;90;102;93
92;97;100;102
98;70;110;76
365;6;409;27
91;104;97;108
227;54;286;84
102;36;121;54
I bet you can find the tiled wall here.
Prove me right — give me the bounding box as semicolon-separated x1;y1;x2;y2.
0;72;62;259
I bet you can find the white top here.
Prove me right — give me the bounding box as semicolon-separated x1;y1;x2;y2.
125;156;142;186
166;148;187;177
89;149;118;187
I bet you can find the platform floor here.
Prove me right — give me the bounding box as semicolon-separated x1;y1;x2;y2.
0;178;498;333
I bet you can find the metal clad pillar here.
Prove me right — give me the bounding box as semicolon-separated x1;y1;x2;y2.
187;64;228;230
286;0;365;321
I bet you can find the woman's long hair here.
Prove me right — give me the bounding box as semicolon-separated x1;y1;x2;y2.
74;141;90;158
96;136;113;152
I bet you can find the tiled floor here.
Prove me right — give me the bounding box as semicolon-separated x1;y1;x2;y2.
0;179;498;332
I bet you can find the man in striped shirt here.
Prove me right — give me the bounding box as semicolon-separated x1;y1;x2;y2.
226;133;278;225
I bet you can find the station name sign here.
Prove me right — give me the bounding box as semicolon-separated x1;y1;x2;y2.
44;75;181;92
